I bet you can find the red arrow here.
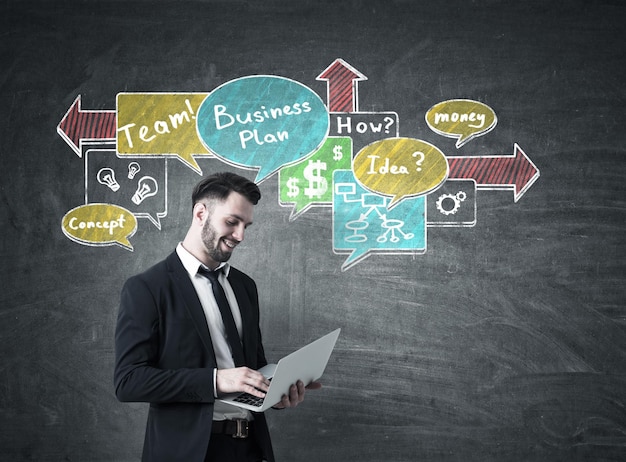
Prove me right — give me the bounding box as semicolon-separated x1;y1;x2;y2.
316;58;367;113
447;143;539;202
57;95;116;156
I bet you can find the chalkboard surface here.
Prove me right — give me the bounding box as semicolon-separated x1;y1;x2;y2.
1;1;625;461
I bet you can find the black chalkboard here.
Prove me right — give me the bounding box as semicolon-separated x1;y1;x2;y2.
2;1;625;461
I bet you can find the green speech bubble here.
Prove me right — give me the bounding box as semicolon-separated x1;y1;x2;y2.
279;136;352;220
61;203;137;250
353;137;448;209
425;99;497;148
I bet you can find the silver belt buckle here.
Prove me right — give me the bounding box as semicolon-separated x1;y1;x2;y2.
233;419;249;439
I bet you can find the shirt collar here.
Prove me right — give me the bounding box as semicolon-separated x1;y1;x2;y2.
176;243;231;278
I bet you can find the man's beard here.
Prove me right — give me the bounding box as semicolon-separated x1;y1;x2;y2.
201;219;233;263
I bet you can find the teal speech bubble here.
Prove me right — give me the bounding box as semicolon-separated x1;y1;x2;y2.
333;169;426;271
196;75;329;183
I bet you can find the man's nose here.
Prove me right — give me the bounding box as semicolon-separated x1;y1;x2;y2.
232;225;245;242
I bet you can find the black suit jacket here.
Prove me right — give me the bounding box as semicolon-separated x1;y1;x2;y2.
114;251;274;462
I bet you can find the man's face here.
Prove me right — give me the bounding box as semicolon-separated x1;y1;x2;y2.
200;191;254;266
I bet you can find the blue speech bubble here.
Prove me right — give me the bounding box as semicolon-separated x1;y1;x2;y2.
333;170;427;271
197;75;329;183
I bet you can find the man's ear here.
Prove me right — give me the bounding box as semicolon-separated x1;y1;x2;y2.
192;202;207;226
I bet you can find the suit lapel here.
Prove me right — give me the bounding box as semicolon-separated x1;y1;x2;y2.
165;252;217;364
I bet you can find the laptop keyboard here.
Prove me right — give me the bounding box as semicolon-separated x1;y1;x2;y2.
233;393;264;407
232;378;272;407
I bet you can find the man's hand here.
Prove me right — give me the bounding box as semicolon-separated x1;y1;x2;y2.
272;380;322;409
216;367;270;398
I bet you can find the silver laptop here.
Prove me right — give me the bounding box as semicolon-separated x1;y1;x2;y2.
219;328;340;412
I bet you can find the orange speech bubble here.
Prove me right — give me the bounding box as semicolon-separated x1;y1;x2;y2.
61;203;137;250
117;93;210;174
353;137;448;208
425;99;497;148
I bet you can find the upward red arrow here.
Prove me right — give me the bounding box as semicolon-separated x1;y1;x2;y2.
447;143;540;202
57;95;116;156
316;58;367;113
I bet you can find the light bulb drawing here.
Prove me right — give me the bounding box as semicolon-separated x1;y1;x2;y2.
97;167;120;192
127;162;141;179
132;176;158;205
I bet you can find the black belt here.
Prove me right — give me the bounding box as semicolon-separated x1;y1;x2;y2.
212;419;252;439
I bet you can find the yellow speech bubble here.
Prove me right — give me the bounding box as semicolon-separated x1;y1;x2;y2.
61;203;137;250
353;137;448;208
117;93;210;173
425;99;497;148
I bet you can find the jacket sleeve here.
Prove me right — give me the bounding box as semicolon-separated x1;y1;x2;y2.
114;274;215;404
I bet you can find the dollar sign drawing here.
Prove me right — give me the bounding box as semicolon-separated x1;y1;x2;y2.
303;159;328;199
286;177;299;198
333;145;343;161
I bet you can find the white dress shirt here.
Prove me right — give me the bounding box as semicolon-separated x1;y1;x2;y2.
176;243;252;421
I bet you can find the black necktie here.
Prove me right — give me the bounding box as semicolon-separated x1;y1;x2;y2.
197;266;245;366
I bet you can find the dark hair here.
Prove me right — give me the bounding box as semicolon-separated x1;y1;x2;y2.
191;172;261;208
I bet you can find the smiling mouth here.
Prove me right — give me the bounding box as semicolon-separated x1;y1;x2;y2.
222;238;238;250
